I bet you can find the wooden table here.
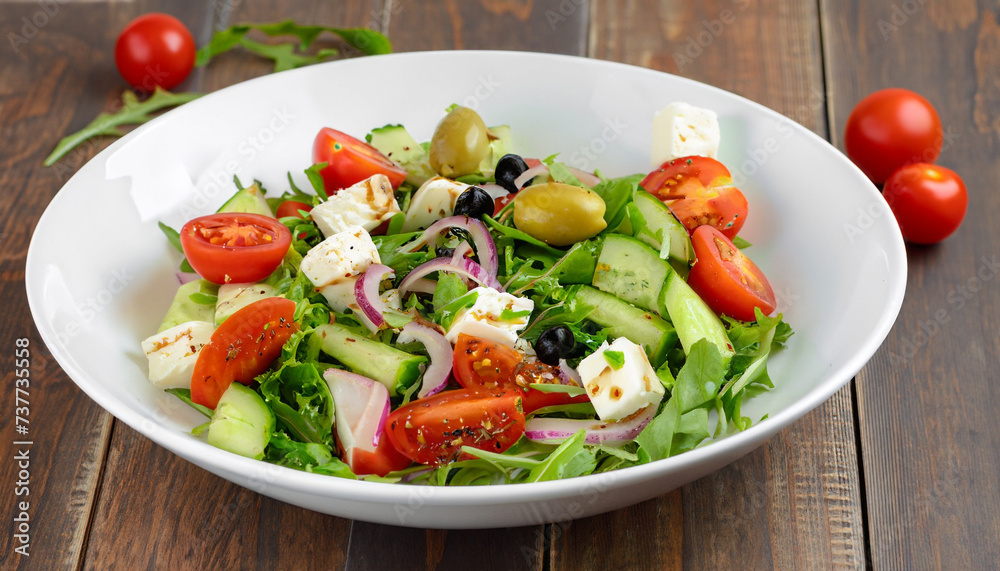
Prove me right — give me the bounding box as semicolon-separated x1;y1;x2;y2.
3;1;997;568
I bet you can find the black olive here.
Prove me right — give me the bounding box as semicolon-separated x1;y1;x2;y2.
453;186;493;219
435;246;455;258
534;325;576;366
495;154;530;193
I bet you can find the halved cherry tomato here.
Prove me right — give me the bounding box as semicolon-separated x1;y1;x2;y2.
339;432;412;477
687;225;776;322
313;128;407;196
191;298;298;409
384;388;525;466
275;200;312;219
641;156;748;239
452;335;589;413
180;213;291;285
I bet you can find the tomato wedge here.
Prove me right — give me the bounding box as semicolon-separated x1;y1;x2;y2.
275;200;312;219
180;213;291;285
452;335;589;413
313;128;407;196
687;225;776;322
384;388;525;466
191;298;298;409
340;433;412;477
641;156;748;239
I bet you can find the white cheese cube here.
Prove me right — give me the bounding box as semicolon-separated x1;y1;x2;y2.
318;278;360;313
215;282;277;326
300;226;381;289
311;174;401;237
444;287;534;347
651;102;721;167
577;337;665;421
401;176;470;232
141;321;215;389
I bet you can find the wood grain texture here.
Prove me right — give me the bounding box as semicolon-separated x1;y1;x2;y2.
550;1;867;568
821;1;1000;569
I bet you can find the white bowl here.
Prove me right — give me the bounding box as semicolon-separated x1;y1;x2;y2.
26;51;905;528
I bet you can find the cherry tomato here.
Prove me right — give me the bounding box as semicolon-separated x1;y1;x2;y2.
275;200;312;219
384;388;525;466
883;163;967;244
641;156;748;239
845;88;943;184
180;213;291;285
340;432;412;477
191;298;298;409
493;193;515;216
687;225;776;322
312;128;407;196
452;335;588;413
114;13;195;91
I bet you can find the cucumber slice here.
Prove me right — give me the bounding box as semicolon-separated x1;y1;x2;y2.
218;183;273;217
574;285;676;367
592;234;672;313
658;271;734;363
206;383;275;460
316;323;426;396
632;189;693;266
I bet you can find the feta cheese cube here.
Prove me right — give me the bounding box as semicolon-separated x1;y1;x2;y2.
310;174;401;237
651;102;721;167
444;287;534;347
300;226;381;288
577;337;664;421
401;176;470;232
141;321;215;389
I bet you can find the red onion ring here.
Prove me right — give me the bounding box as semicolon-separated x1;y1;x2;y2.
566;166;602;187
514;164;549;189
323;368;391;450
398;256;503;297
524;404;657;446
354;264;395;332
399;216;498;282
397;322;453;399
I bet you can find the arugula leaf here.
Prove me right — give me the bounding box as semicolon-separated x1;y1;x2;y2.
164;388;214;418
672;339;727;413
527;429;598;482
44;89;203;166
432;273;468;313
304;163;328;198
265;432;356;478
483;215;563;257
158;222;183;252
196;20;391;71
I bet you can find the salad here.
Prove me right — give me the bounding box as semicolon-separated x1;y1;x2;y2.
142;102;791;485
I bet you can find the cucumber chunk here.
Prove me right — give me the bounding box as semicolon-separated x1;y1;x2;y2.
592;234;672;313
316;323;426;396
218;183;273;217
573;285;677;367
658;271;734;363
632;189;694;267
206;383;275;460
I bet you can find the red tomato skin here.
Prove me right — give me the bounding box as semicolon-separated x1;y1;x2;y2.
641;156;748;239
493;193;515;216
343;435;413;476
275;200;312;219
451;335;588;413
191;298;298;409
845;89;943;184
384;388;525;467
180;213;292;285
883;163;967;244
114;13;195;91
312;128;407;195
687;225;777;322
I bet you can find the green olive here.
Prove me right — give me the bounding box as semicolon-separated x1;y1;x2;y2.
429;106;490;178
513;182;608;246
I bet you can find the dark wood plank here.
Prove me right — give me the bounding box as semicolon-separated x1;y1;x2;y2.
343;3;591;569
821;1;1000;568
551;1;866;568
0;1;210;569
77;2;378;569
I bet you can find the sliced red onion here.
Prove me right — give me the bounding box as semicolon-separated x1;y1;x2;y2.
566;166;602;187
524;404;657;446
399;216;498;282
354;264;395;333
450;240;473;263
478;183;510;199
398;256;503;297
514;164;549;189
397;322;453;399
323;368;391;451
404;278;437;295
557;359;583;386
176;271;199;285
